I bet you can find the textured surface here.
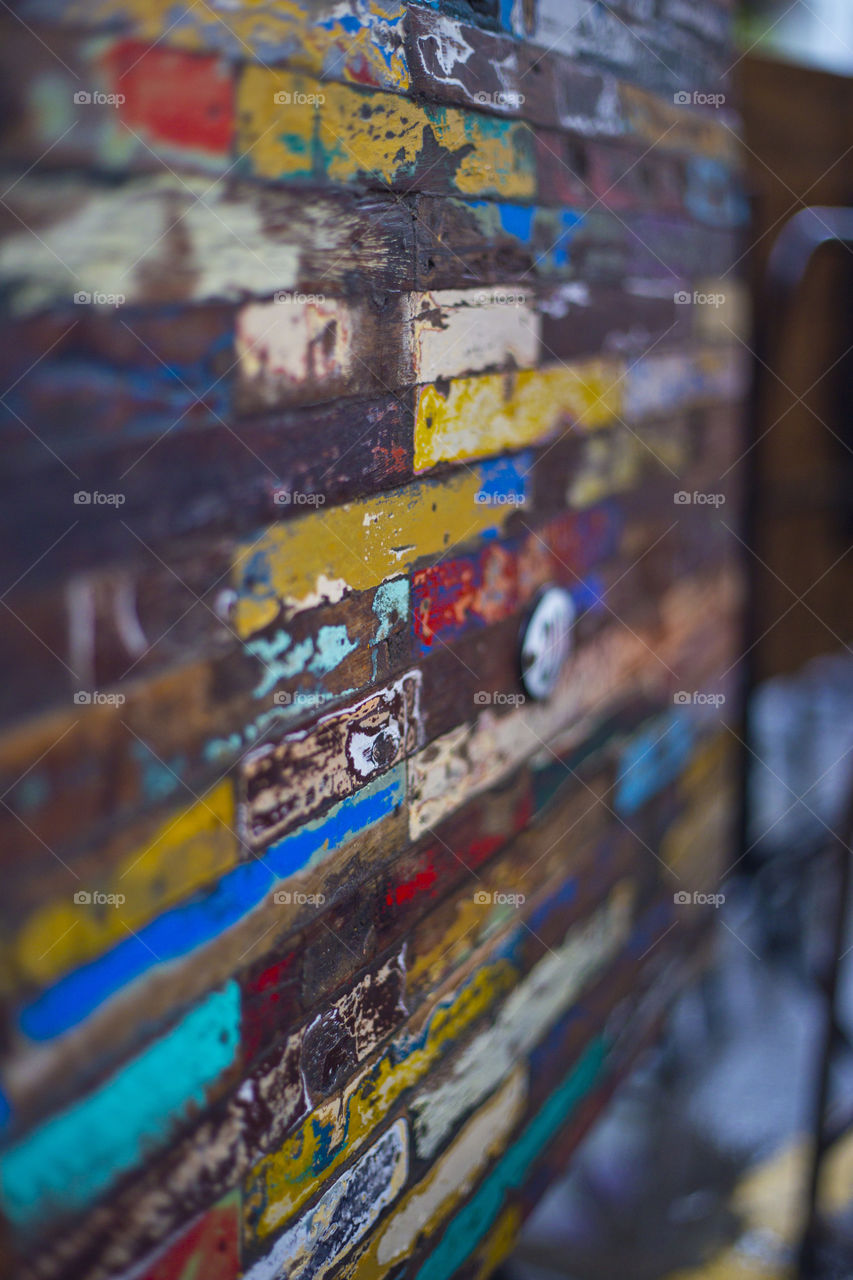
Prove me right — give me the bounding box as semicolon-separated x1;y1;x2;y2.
0;1;745;1277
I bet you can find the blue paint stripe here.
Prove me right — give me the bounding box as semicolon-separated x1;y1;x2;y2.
0;983;240;1229
18;767;404;1042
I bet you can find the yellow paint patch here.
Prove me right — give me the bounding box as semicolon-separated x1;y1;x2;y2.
342;1069;527;1280
232;468;525;639
13;782;236;987
470;1203;523;1280
415;360;624;473
238;70;534;197
622;85;740;162
244;958;517;1239
58;0;410;91
237;67;316;180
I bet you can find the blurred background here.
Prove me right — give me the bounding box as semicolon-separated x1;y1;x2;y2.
503;3;853;1277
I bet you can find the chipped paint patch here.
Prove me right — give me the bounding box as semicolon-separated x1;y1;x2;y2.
408;287;540;382
245;1120;408;1280
0;983;240;1228
241;673;421;848
12;782;237;988
414;360;624;472
348;1069;527;1279
244;957;517;1238
231;456;532;638
411;887;632;1157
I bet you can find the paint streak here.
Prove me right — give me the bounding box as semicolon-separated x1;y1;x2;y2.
104;40;234;158
13;781;237;988
411;886;632;1158
244;1120;408;1280
16;769;403;1041
231;454;532;638
615;710;696;815
346;1071;527;1280
244;957;517;1238
0;983;240;1229
413;1037;608;1280
238;70;535;197
414;360;623;472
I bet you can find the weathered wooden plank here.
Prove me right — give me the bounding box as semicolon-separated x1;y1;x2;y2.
230;453;533;639
410;884;632;1157
538;281;690;363
233;296;408;413
405;4;625;133
413;359;624;472
412;505;621;654
243;1119;408;1280
7;781;237;991
6;767;405;1056
18;0;410;91
0;178;415;314
0;26;235;175
236;69;536;198
241;673;421;849
406;286;540;382
0;982;240;1233
340;1070;527;1280
410;1035;608;1280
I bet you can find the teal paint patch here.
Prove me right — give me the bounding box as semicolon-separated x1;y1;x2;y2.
0;982;240;1229
249;629;315;698
309;625;358;675
372;578;409;642
414;1037;607;1280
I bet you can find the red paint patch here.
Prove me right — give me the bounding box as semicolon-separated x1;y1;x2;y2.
139;1191;240;1280
105;40;234;156
386;863;438;906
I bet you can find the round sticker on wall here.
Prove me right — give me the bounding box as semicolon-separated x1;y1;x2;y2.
519;586;576;701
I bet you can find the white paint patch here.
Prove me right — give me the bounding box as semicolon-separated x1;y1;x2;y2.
408;287;539;382
0;177;300;311
376;1069;526;1267
244;1119;409;1280
236;298;355;402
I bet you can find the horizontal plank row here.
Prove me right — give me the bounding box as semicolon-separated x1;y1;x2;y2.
11;1;734;114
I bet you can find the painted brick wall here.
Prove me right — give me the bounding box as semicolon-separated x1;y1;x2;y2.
0;2;746;1277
